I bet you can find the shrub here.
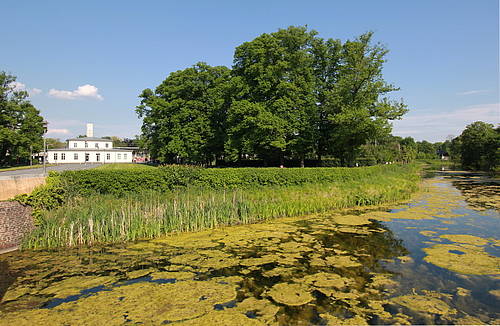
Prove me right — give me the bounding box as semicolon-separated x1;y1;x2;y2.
14;172;65;225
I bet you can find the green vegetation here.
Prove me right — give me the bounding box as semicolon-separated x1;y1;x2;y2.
21;164;419;249
137;26;408;166
359;135;417;165
452;121;499;171
0;72;46;167
96;163;155;170
38;164;412;198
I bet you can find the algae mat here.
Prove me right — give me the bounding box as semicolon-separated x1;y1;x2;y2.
0;172;499;325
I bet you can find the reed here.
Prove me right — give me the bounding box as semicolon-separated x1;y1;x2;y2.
22;164;420;249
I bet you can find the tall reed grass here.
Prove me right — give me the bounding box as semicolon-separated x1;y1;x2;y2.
22;165;419;249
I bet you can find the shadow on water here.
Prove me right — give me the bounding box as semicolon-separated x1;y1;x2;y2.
0;260;17;303
0;171;498;325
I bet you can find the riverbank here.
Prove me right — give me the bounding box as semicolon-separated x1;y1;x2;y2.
22;164;420;249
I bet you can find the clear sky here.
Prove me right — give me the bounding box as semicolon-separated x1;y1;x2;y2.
2;0;499;142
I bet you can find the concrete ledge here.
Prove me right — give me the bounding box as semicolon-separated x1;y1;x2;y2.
0;176;46;200
0;246;18;255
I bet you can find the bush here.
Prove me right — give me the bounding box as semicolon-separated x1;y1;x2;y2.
14;172;65;225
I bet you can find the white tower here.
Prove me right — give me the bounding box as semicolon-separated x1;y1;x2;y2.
86;123;94;137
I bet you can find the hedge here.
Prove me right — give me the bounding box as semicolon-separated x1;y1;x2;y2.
56;164;411;196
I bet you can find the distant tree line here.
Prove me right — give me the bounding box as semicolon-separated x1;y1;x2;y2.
136;26;408;167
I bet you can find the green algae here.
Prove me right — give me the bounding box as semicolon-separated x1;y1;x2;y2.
232;297;280;324
324;255;362;268
181;310;266;326
454;316;485;325
419;230;437;237
149;271;195;281
391;294;457;315
1;280;238;325
456;287;471;296
126;268;154;279
320;313;368;325
489;289;500;299
423;244;500;275
266;283;314;306
439;234;490;246
297;272;352;289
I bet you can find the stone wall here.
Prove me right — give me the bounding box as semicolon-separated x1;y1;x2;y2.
0;201;33;250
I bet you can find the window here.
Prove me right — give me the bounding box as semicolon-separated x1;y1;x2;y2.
95;143;99;148
124;154;127;159
105;143;109;148
53;153;58;160
85;142;88;148
106;153;111;160
85;153;89;162
96;153;100;162
74;142;77;148
61;153;66;160
117;153;122;159
74;153;78;160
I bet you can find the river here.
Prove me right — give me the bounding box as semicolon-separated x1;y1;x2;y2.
0;171;498;325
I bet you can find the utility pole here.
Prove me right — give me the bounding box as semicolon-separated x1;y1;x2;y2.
43;137;47;175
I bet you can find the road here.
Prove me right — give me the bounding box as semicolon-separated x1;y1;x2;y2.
0;164;101;178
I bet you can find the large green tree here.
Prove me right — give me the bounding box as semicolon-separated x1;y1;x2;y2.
137;63;231;165
315;32;407;165
228;26;318;166
459;121;499;170
0;72;45;166
137;27;408;167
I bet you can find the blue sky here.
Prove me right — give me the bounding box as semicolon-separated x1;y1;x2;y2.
2;0;498;142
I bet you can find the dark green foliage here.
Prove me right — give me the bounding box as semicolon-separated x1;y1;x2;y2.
136;27;407;166
0;71;46;166
458;121;499;171
359;135;417;165
14;173;65;225
60;165;200;196
416;140;437;159
57;164;409;195
136;63;231;165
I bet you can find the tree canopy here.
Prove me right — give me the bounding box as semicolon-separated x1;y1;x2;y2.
456;121;499;171
136;26;408;166
0;71;46;166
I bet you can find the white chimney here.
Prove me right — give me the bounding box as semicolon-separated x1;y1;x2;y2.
86;123;94;137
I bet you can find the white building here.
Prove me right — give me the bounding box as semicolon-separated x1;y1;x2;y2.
46;123;134;164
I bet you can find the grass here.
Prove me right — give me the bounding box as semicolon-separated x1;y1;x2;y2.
22;164;420;249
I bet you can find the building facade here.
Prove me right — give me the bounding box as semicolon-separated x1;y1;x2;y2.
46;124;134;164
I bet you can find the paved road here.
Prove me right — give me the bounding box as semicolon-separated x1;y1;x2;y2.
0;164;101;178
